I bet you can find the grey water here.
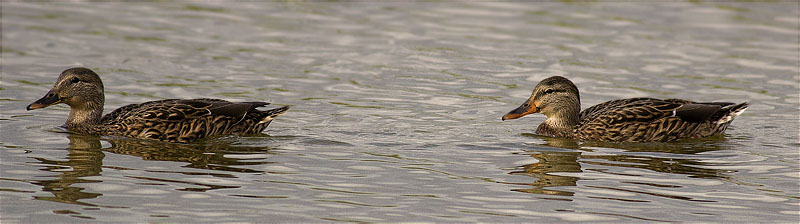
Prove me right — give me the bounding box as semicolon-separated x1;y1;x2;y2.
1;2;798;223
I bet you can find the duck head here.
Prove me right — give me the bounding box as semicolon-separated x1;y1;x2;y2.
28;67;106;129
27;67;105;111
502;76;580;121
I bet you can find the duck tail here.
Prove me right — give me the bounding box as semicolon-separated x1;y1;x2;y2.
716;102;749;125
258;106;290;124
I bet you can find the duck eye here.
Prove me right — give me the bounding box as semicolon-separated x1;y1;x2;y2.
544;89;554;94
70;77;80;83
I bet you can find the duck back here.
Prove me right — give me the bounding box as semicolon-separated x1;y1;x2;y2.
575;98;748;142
98;98;288;143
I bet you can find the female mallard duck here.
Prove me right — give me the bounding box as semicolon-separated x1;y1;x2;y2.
502;76;748;142
27;67;289;143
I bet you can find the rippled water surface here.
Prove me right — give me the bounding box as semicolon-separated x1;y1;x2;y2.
2;2;799;222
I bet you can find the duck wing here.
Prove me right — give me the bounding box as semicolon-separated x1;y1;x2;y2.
576;98;735;142
100;99;272;142
102;99;269;123
578;98;691;122
102;99;211;123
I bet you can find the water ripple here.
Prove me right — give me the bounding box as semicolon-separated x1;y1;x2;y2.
1;2;798;223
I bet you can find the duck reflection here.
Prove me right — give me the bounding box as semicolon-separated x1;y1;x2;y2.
31;135;104;206
578;139;729;179
509;134;732;197
102;136;274;173
30;134;275;206
508;150;581;197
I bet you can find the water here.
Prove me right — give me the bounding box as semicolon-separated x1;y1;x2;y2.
1;2;798;222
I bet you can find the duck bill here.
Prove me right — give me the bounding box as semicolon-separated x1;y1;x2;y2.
27;90;62;110
502;98;538;121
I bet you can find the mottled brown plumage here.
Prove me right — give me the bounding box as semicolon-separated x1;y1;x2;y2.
502;76;748;142
27;67;289;143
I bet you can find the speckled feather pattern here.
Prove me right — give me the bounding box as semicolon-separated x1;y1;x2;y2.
505;76;748;142
572;98;745;142
28;68;290;143
94;99;289;143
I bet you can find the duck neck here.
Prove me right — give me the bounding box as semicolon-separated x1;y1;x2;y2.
537;104;581;138
66;97;104;133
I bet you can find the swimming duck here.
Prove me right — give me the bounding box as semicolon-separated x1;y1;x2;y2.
502;76;748;142
27;67;289;143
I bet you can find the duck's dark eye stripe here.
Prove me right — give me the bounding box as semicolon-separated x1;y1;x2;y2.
534;88;567;101
537;89;566;100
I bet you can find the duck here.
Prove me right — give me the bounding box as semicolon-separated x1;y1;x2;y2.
27;67;289;143
502;76;748;142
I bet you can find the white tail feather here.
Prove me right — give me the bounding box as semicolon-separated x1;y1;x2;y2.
258;106;289;124
716;104;748;124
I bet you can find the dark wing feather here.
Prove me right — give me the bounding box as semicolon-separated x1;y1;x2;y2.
673;104;721;122
575;98;742;142
99;98;277;143
579;98;683;126
576;98;691;142
208;101;268;121
579;98;686;123
183;98;269;122
101;99;178;123
103;99;269;123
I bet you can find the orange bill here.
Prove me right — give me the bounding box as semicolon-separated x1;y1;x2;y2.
502;97;538;121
